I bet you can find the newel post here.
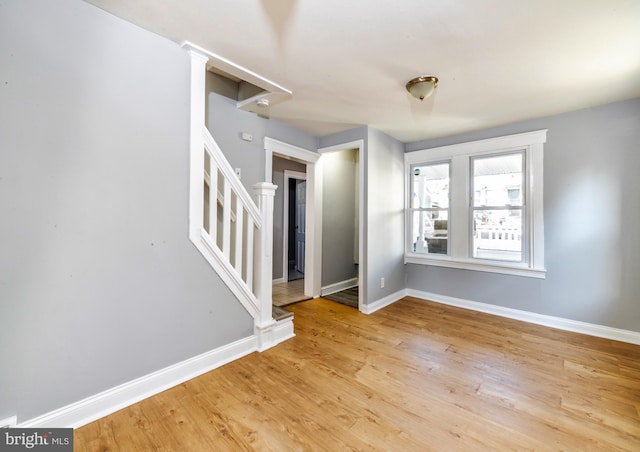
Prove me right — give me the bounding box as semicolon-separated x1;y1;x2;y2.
182;44;209;240
253;182;278;348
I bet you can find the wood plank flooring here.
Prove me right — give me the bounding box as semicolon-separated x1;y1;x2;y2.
323;286;359;309
75;297;640;451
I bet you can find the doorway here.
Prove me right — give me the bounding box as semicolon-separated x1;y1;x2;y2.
285;171;306;282
271;161;310;307
265;138;321;301
272;171;308;307
265;137;364;309
317;141;364;311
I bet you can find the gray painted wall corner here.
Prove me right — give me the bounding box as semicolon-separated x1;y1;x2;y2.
0;0;253;423
365;128;406;304
404;98;640;332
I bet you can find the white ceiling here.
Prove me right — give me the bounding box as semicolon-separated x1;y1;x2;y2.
84;0;640;143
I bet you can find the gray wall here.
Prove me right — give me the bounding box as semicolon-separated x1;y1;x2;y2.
272;156;307;281
319;127;369;301
318;126;405;306
365;128;406;303
206;89;318;193
205;89;318;283
405;98;640;332
0;0;254;423
321;148;359;287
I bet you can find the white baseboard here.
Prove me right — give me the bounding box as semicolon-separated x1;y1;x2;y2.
0;416;17;428
321;277;358;296
407;289;640;345
361;289;408;314
273;318;295;345
255;318;295;352
19;336;257;429
272;277;286;285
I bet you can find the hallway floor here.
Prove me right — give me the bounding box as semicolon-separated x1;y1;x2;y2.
272;278;309;307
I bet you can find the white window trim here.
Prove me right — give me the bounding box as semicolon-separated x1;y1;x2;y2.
405;130;547;279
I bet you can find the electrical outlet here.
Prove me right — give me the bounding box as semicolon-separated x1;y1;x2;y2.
380;277;385;288
0;416;17;428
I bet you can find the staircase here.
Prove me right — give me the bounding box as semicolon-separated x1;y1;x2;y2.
183;43;294;351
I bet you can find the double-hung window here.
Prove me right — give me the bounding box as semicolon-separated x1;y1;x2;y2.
411;161;450;255
471;151;525;262
405;130;546;278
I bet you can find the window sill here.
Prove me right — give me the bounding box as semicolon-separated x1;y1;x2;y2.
404;253;546;279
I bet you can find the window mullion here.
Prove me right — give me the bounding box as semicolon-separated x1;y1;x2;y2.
450;154;468;259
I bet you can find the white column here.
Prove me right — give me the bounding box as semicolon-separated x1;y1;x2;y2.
253;182;278;329
185;48;209;239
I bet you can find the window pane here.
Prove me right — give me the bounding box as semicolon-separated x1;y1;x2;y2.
473;209;522;261
412;162;449;208
473;153;523;207
412;210;448;255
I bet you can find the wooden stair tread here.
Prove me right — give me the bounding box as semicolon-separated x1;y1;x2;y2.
272;305;293;321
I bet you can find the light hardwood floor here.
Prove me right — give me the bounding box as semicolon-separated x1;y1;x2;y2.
75;297;640;450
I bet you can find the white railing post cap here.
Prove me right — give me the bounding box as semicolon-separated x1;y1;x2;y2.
253;182;278;195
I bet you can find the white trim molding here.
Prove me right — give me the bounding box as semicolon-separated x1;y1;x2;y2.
407;289;640;345
264;137;320;183
359;288;640;345
255;317;295;352
405;129;547;278
318;140;365;155
321;278;359;296
361;289;408;315
18;336;257;428
283;170;307;283
0;416;17;428
181;41;292;115
265;137;322;299
404;255;546;279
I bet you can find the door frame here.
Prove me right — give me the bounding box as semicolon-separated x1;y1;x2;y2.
265;138;321;298
318;141;365;310
265;137;364;308
283;170;307;282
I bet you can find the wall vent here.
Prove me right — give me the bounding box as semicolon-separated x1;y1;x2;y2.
0;416;17;428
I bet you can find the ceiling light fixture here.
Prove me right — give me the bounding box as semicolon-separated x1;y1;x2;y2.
406;75;439;101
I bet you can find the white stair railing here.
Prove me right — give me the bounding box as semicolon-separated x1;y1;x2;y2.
200;127;276;321
184;42;294;351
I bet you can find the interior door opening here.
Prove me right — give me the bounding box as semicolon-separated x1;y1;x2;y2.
317;141;364;311
289;177;306;281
